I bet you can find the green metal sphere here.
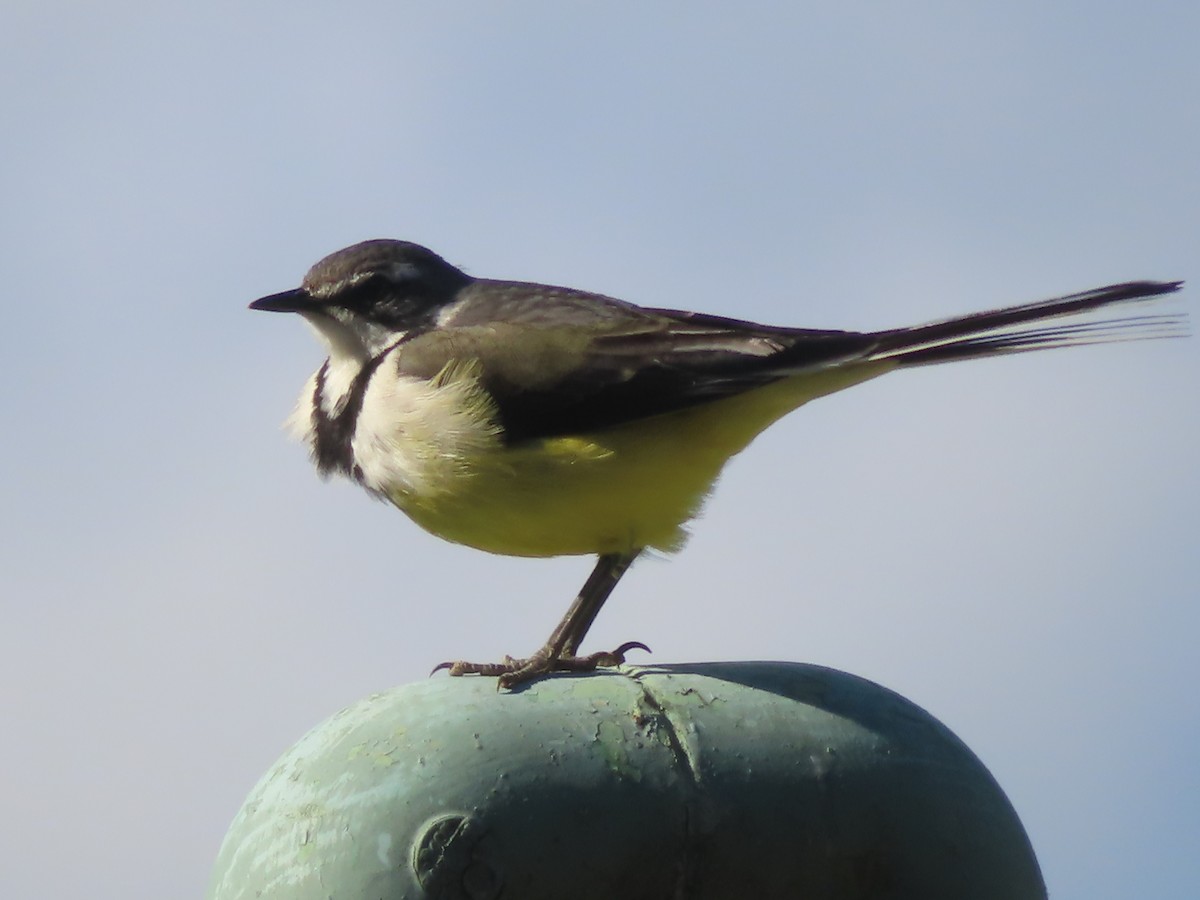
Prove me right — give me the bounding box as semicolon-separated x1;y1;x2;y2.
209;662;1044;899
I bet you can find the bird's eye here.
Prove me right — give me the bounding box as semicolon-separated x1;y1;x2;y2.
321;272;389;315
324;253;468;329
332;271;436;328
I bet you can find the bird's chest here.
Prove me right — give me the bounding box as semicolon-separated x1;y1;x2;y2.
347;368;501;505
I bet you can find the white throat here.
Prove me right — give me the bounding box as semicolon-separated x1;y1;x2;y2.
286;312;386;442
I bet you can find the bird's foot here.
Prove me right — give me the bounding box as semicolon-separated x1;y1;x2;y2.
432;641;651;690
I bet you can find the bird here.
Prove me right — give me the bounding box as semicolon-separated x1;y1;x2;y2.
250;239;1184;688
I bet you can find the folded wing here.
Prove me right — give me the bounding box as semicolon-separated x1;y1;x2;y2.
393;279;1184;443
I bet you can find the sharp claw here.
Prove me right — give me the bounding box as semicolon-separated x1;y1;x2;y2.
430;661;453;677
612;640;651;658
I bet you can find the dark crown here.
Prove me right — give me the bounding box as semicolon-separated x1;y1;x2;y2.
301;239;473;327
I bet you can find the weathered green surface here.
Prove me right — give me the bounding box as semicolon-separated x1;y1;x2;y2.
208;662;1045;899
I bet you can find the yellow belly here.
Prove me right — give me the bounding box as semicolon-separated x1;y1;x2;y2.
393;362;892;557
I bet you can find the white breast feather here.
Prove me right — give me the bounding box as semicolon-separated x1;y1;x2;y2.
350;362;500;503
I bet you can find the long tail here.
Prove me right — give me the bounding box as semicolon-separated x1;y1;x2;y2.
867;280;1185;367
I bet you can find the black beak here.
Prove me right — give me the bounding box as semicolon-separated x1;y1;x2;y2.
249;288;316;313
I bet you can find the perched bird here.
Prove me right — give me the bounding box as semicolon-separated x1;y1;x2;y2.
251;240;1183;687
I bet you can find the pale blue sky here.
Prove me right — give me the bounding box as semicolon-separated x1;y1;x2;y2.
2;4;1197;897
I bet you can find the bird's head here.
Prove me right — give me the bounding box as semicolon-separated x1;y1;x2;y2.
250;239;472;361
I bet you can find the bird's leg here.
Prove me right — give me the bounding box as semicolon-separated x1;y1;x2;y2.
434;550;649;689
554;550;639;657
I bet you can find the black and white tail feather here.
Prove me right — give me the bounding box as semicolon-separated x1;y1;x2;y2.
865;281;1185;368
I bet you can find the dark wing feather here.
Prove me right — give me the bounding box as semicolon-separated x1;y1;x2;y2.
392;277;1184;444
394;280;876;442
